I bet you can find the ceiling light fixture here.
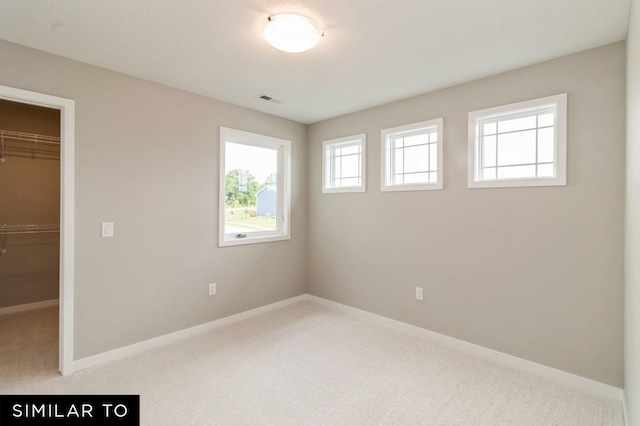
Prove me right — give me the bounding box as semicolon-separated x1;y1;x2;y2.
262;14;323;53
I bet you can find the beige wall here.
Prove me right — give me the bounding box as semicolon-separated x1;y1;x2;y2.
0;100;60;135
0;40;307;359
0;101;60;307
308;42;625;387
626;0;640;422
0;101;60;224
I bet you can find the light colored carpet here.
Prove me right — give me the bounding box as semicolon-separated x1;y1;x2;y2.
0;300;624;425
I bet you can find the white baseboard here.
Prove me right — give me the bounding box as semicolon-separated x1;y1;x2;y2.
73;295;308;372
305;295;624;402
0;299;59;316
71;293;624;404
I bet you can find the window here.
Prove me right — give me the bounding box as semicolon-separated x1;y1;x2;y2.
219;127;291;247
468;93;567;188
381;118;443;191
322;134;366;193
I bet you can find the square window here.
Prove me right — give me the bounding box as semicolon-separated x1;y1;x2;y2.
322;134;366;193
468;94;567;188
219;127;291;247
381;118;443;191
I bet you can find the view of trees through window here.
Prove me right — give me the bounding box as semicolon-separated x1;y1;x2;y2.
224;142;278;234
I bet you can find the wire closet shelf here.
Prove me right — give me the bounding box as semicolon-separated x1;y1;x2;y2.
0;224;60;254
0;224;60;235
0;129;61;162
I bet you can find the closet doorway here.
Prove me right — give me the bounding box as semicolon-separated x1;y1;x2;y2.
0;85;75;375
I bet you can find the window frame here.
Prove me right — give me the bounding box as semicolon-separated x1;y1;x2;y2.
322;133;367;193
467;93;567;189
381;118;444;192
219;127;291;247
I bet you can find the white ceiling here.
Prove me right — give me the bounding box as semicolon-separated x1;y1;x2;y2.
0;0;630;124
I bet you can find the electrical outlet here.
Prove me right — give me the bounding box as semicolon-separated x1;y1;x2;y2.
415;287;424;301
208;283;217;296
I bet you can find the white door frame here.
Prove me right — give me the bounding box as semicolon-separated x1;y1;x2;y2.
0;84;75;375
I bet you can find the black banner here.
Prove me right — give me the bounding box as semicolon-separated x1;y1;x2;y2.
0;395;139;425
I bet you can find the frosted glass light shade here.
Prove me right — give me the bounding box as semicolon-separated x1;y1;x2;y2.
262;14;323;53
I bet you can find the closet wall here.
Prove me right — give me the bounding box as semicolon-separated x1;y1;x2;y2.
0;100;60;308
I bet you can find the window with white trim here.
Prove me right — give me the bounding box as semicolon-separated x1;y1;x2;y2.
219;127;291;247
381;118;443;191
468;93;567;188
322;134;366;193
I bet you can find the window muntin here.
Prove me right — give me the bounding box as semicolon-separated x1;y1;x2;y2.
381;118;443;191
219;127;291;246
322;134;366;193
468;94;567;188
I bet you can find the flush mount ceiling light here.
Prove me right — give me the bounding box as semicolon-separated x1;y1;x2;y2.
262;14;323;53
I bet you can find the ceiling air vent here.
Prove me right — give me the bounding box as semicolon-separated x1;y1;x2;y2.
257;94;282;104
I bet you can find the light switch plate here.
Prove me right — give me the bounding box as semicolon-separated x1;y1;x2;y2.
102;222;114;238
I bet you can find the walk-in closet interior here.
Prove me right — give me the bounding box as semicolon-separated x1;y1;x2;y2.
0;99;60;314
